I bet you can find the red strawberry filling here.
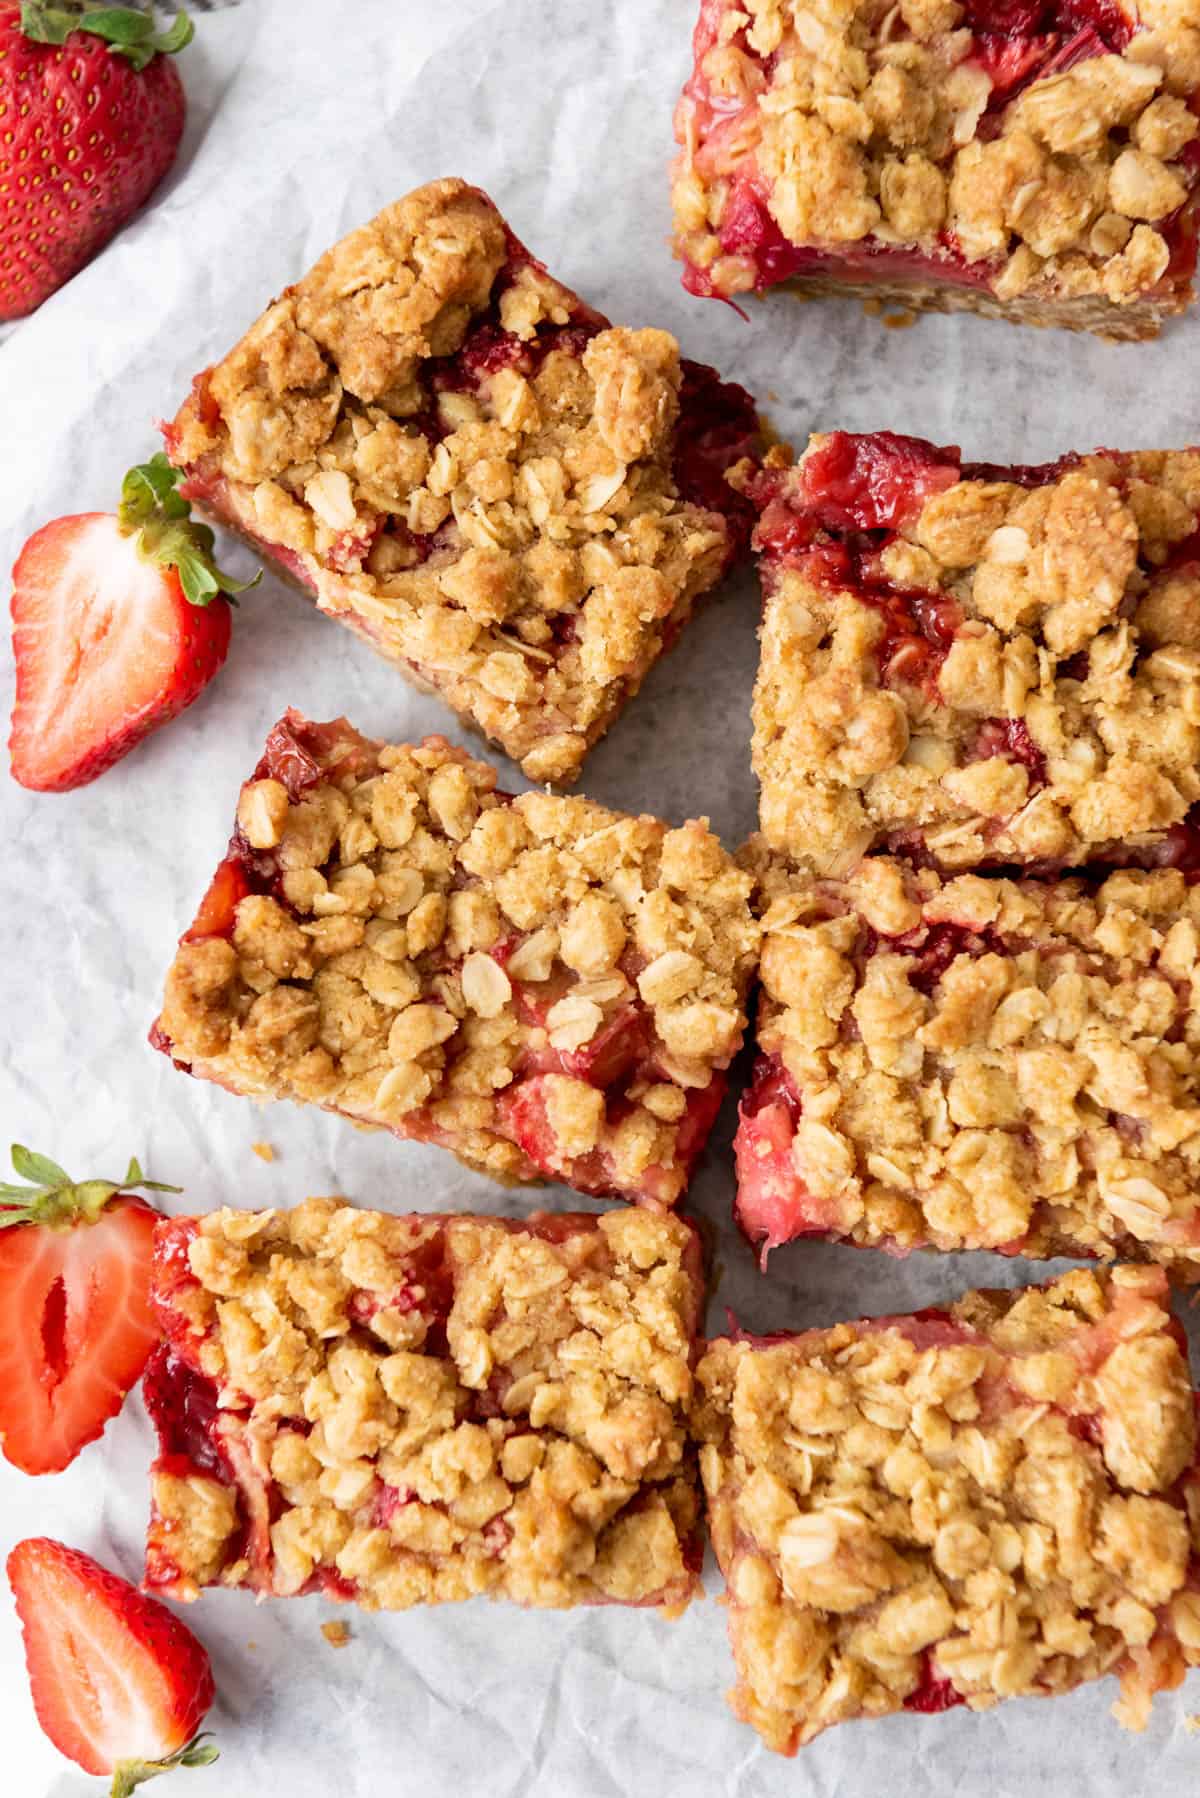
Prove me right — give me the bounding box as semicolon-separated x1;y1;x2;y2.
793;432;962;536
734;1055;836;1258
751;434;967;691
143;1344;234;1488
973;716;1048;789
501;1071;726;1206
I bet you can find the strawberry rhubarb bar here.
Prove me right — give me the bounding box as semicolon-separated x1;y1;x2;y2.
672;0;1200;338
746;432;1200;874
144;1201;704;1611
163;177;760;785
152;711;759;1206
694;1265;1200;1750
736;849;1200;1271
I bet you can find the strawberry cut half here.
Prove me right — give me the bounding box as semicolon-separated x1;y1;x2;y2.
9;455;257;793
7;1537;217;1795
9;514;231;792
0;1144;178;1474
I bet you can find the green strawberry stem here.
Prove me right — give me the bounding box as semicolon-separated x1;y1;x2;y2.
0;1143;181;1229
19;3;193;71
118;453;261;608
111;1733;220;1798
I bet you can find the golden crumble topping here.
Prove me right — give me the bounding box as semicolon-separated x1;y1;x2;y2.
748;435;1200;875
154;713;760;1208
144;1202;704;1613
672;0;1200;334
737;847;1200;1273
165;177;758;785
694;1266;1200;1752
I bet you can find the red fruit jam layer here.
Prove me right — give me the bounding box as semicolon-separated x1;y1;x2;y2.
678;0;1197;302
151;713;733;1206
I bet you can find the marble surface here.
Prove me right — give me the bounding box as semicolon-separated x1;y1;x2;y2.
2;1;1200;1793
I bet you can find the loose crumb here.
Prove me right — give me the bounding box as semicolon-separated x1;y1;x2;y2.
251;1141;276;1163
321;1620;351;1648
882;310;916;329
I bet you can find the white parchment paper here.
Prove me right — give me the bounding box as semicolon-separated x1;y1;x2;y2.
4;1;1200;1791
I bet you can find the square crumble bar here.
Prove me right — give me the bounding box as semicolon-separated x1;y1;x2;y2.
736;849;1200;1273
163;177;761;786
672;0;1200;338
694;1266;1200;1751
143;1202;705;1612
745;431;1200;875
152;711;760;1207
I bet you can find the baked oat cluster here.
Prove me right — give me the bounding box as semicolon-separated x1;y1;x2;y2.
673;0;1200;336
163;177;759;785
737;849;1200;1271
746;431;1200;875
694;1265;1200;1751
153;712;760;1207
143;1202;704;1612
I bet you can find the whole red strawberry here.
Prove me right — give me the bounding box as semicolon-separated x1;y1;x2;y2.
0;3;192;320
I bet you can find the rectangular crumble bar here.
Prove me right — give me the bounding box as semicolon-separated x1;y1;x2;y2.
143;1202;704;1612
694;1266;1200;1751
163;177;760;786
735;849;1200;1273
745;431;1200;874
672;0;1200;339
152;711;760;1207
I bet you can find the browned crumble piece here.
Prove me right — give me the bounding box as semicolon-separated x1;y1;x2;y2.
673;0;1200;339
164;177;761;786
745;432;1200;875
695;1266;1200;1751
321;1620;351;1647
143;1203;705;1615
151;712;760;1209
252;1141;276;1163
736;847;1200;1275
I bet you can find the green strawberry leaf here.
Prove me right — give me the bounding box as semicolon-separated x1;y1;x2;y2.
10;1144;71;1187
118;454;260;608
0;1142;182;1229
19;4;194;69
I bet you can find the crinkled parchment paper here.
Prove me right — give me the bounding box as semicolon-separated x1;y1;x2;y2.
3;2;1200;1792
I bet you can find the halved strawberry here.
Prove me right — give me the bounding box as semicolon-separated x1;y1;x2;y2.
0;1143;178;1474
8;1537;217;1796
9;453;258;792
